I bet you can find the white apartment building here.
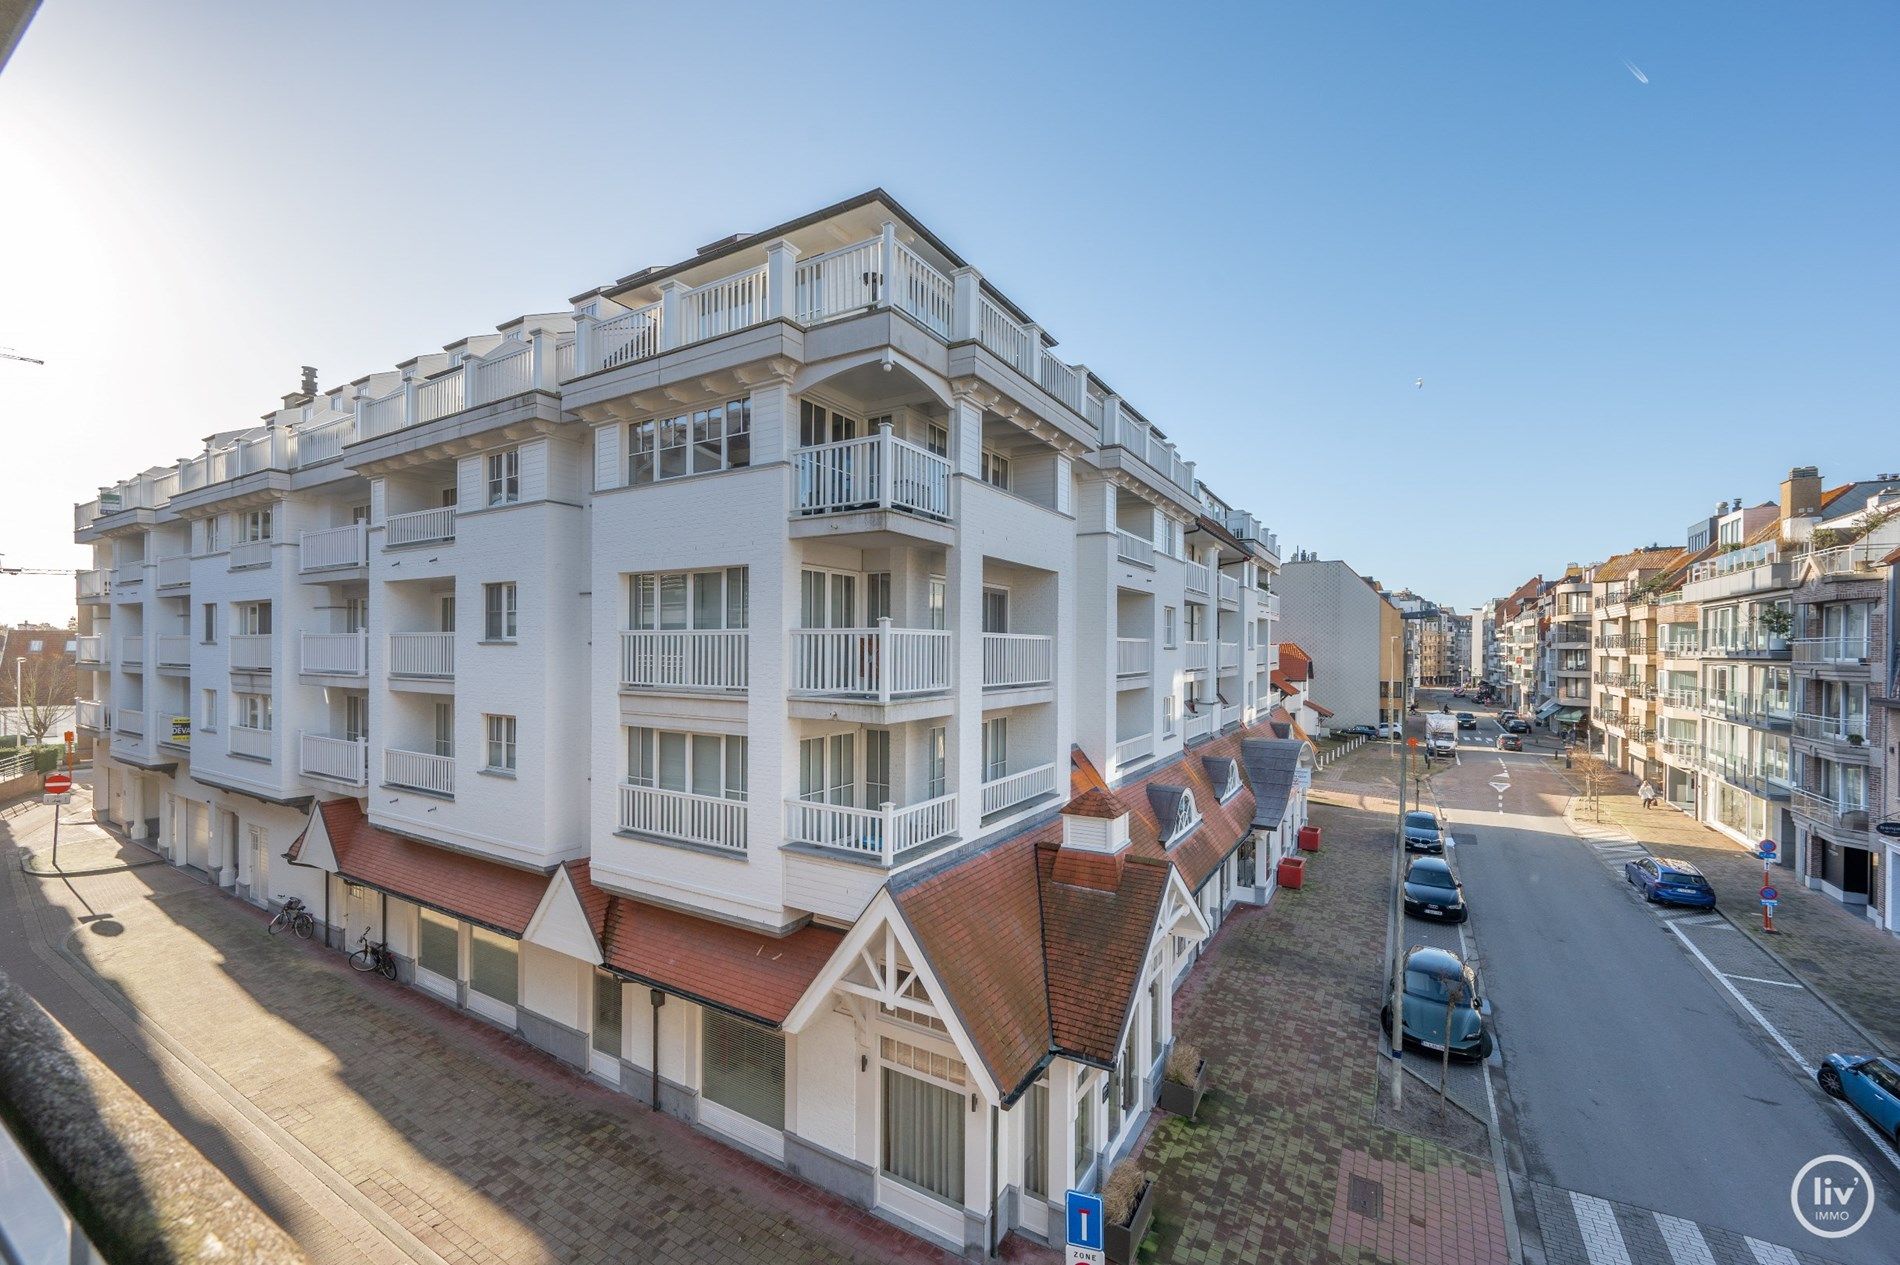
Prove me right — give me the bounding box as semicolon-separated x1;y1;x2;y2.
70;191;1307;1256
1273;555;1404;727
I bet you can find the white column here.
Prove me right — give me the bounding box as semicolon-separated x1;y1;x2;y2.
877;222;898;309
658;279;688;351
950;266;982;342
572;310;596;375
764;238;800;321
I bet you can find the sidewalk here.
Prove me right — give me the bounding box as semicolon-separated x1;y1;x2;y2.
1565;771;1900;1055
1134;793;1509;1265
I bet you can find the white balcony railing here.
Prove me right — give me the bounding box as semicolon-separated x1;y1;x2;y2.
980;762;1057;816
1807;543;1887;577
75;635;104;665
618;783;748;852
385;748;454;796
385;506;456;547
301;630;368;676
1184;710;1214;743
789;622;951;701
1218;575;1240;607
229;633;273;672
981;633;1053;689
1113;732;1154;770
228;725;272;761
1218;642;1240;671
1184;640;1210;673
794;429;951;520
1185;562;1212;595
783;793;958;865
155;635;191;667
119;636;144;666
228;539;273;571
1115;530;1155;568
1116;637;1152;677
114;707;145;737
297;416;354;465
1792;636;1871;664
301;734;368;786
389;632;454;679
155;555;190;588
113;561;144;589
619;629;749;691
299;523;368;572
76;569;108;599
74;699;105;730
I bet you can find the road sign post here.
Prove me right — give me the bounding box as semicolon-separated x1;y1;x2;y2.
1758;839;1778;933
44;771;73;871
1065;1190;1105;1265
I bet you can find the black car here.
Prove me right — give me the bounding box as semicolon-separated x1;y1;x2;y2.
1403;810;1446;854
1496;733;1523;751
1456;712;1477;730
1339;724;1379;738
1404;856;1467;922
1504;718;1533;735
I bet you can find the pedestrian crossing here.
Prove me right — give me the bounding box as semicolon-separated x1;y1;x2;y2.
1532;1182;1846;1265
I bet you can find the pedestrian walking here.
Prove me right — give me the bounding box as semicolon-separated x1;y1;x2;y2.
1639;779;1657;810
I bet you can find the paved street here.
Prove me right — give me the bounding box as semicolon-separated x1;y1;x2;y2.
1333;695;1900;1265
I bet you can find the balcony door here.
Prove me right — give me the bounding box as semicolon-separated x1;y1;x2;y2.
982;588;1008;635
799;734;857;807
800;569;857;629
799;399;859;448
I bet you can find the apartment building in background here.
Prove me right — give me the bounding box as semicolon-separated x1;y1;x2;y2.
67;190;1311;1255
1274;554;1406;727
1587;546;1687;783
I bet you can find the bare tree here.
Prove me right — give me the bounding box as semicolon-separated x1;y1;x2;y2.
11;654;77;745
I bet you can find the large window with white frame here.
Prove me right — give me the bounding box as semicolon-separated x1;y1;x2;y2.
628;728;748;801
880;1036;966;1203
632;397;752;482
629;568;749;631
798;399;857;448
486;449;520;506
484;715;517;772
483;583;518;641
797;733;855;806
234;692;271;731
980;448;1010;490
702;1010;786;1130
238;508;273;542
235;601;271;635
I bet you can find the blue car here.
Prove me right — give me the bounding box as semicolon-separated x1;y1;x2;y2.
1381;946;1492;1061
1623;856;1716;908
1403;810;1446;854
1818;1055;1900;1144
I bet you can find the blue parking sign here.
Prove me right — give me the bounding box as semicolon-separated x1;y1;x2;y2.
1066;1189;1105;1250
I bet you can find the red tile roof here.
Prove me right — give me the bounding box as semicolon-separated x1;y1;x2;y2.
1037;842;1170;1067
1270;668;1297;695
1062;787;1127;819
1277;642;1313;681
1308;699;1335;718
288;800;548;937
568;861;842;1027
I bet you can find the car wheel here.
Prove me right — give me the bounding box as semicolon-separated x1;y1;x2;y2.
1380;1005;1394;1038
1818;1066;1844;1098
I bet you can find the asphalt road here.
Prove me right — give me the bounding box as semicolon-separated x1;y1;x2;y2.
1403;692;1900;1262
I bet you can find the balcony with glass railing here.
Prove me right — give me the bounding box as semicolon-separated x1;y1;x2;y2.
1804;542;1888;578
620;630;749;692
788;622;951;702
783;792;957;866
1696;626;1790;660
1792;635;1872;666
1791;787;1869;831
1791;712;1872;757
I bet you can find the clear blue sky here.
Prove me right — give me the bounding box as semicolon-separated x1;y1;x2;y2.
2;0;1894;621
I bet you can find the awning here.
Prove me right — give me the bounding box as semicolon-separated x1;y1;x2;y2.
1556;708;1585;723
1534;700;1562;721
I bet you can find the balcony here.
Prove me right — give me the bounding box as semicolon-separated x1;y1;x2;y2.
74;700;104;731
1115;530;1155;569
228;725;272;761
1661;686;1702;710
1697;629;1790;660
112;560;144;590
358;333;563;441
783;793;957;865
1658;632;1700;657
620;629;749;692
1113;732;1154;773
299;523;369;573
1697;691;1790;727
1184;640;1210;673
981;633;1054;689
1792;636;1871;666
1792;713;1872;757
794;430;952;521
155;635;191;668
389;632;455;680
1791;788;1869;832
228;539;273;571
386;506;456;548
114;707;145;737
301;734;368;787
230;633;273;673
1806;543;1888;578
980;762;1058;816
156;555;190;589
77;569;109;601
1184;710;1214;744
385;748;454;796
301;630;368;677
1217;641;1241;672
296;415;355;465
788;624;951;701
1116;637;1152;679
619;783;748;852
1185;562;1211;596
120;636;144;667
75;636;104;666
1216;575;1241;609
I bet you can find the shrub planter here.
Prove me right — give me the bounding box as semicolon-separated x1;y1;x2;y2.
1105;1177;1156;1265
1157;1056;1207;1119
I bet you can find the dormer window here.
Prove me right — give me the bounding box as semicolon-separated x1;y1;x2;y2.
1169;790;1200;845
1205;757;1242;802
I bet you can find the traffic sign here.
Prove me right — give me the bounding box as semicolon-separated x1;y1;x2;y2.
43;772;72;796
1758;839;1776;856
1761;886;1778;902
1065;1190;1105;1252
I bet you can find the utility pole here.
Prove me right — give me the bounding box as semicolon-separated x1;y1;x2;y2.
1388;634;1409;1109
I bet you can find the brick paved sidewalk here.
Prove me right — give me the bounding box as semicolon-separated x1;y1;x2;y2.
1566;771;1900;1056
1132;795;1510;1265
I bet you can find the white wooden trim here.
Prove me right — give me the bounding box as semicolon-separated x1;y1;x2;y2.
697;1099;786;1162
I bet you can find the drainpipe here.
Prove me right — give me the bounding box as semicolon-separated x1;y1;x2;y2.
987;1103;1000;1257
323;874;332;949
649;989;666;1112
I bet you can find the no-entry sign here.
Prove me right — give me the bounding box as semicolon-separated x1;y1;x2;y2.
43;773;72;795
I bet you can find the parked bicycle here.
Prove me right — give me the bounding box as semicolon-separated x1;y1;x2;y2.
349;927;399;980
266;896;315;939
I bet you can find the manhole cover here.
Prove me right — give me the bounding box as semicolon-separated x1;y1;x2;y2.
1347;1175;1384;1220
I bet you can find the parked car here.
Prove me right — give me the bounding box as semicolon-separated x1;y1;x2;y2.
1817;1055;1900;1144
1456;712;1477;730
1623;856;1717;908
1496;733;1523;751
1377;722;1398;739
1403;810;1446;853
1382;947;1492;1061
1339;724;1378;739
1403;856;1467;922
1504;718;1533;735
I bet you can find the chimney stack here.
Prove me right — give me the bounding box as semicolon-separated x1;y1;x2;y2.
1780;466;1822;521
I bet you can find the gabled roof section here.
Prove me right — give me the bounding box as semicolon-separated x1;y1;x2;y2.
1277;642;1313;682
1270;668;1297;695
1037;842;1171;1067
1240;737;1308;830
1146;784;1187;831
1308;699;1335;718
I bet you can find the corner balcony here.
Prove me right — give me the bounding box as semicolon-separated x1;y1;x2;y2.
1116;637;1152;685
1792;636;1871;667
618;783;748;852
1791;713;1872;760
385;506;456;548
74;699;105;732
75;636;105;666
1805;543;1889;579
981;633;1054;689
793;429;951;522
980;762;1059;817
384;748;454;796
620;629;749;692
783;793;957;865
389;632;454;681
155;555;190;590
301;630;368;677
1791;788;1869;833
789;623;950;702
299;523;369;574
230;633;273;673
301;734;368;787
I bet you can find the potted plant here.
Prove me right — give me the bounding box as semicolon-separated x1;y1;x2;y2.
1101;1158;1156;1265
1156;1041;1207;1118
1848;733;1865;746
1756;605;1793;650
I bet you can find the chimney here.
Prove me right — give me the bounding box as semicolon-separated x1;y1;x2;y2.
1780;466;1821;521
280;366;318;411
1058;788;1130;855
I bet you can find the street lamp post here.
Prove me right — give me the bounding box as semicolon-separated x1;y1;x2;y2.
10;656;22;739
1387;634;1410;1109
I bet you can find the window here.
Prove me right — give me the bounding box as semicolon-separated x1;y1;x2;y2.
1148;973;1166;1063
981;448;1010;490
418;909;458;979
486;449;521;506
239;508;273;542
628;728;748;800
927;726;947;799
982;588;1008;634
866;573;893;623
201;603;217;644
702;1010;786;1130
592;970;622;1059
881;1037;966;1202
928;577;947;630
344;597;368;632
1163;694;1177;737
982;717;1008;781
433;702;454;757
468;926;518;1005
28;639;42;653
235;693;272;731
798;399;857;447
1185;604;1204;643
630;569;749;630
344;694;368;742
1023;1082;1050;1199
236;602;271;635
1073;1076;1097;1183
485;715;517;772
484;583;518;641
200;688;217;731
1168;790;1200;843
1163;606;1177;649
927;423;948;457
202;516;223;554
632;397;752;482
865;728;892;807
439;593;456;632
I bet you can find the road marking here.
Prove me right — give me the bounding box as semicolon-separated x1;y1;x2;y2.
1653;1213;1717;1265
1568;1193;1634;1265
1720;972;1802;988
1744;1237;1799;1265
1667;922;1900;1173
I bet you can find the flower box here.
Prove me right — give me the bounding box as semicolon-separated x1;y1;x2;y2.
1105;1177;1156;1265
1157;1057;1207;1119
